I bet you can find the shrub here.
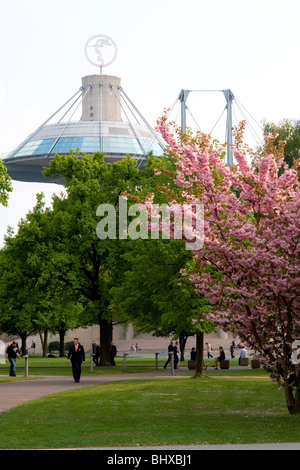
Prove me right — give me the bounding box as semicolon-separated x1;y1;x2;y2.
48;341;60;353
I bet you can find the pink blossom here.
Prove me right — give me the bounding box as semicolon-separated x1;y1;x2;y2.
147;115;300;412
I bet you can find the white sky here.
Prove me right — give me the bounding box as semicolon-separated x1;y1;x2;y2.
0;0;300;245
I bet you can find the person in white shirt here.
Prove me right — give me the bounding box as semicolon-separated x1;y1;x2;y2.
239;346;248;365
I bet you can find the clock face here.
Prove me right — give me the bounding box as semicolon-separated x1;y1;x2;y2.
84;34;117;69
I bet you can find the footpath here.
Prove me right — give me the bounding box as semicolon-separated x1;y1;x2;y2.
0;370;300;451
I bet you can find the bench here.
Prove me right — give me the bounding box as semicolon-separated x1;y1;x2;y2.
239;357;249;366
220;360;230;369
251;359;260;369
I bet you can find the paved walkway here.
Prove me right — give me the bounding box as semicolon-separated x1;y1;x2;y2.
0;371;299;450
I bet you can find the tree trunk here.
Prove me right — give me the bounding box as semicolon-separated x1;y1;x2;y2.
179;331;189;362
39;329;49;357
99;317;113;366
20;332;28;356
285;379;300;414
194;332;205;377
293;387;300;414
58;328;66;357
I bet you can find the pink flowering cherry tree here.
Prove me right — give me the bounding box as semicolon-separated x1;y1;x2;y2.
148;112;300;414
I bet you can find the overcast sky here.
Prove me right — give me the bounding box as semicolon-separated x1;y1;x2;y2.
0;0;300;245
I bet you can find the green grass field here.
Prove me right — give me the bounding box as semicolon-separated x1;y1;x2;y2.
0;359;299;449
0;354;170;376
0;354;267;376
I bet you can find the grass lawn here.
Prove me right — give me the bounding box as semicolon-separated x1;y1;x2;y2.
0;355;165;377
0;375;299;449
0;355;267;377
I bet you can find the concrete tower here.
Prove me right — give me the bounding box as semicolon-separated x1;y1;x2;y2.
81;74;121;122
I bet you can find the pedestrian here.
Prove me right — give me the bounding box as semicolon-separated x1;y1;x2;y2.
214;346;225;370
5;341;21;377
175;340;180;368
163;340;176;369
110;341;117;366
206;342;213;359
190;347;196;361
239;345;248;365
230;341;235;358
92;341;100;366
68;338;85;383
31;340;36;354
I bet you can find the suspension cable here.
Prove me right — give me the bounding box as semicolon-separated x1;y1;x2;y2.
46;84;92;157
110;84;147;166
26;87;84;144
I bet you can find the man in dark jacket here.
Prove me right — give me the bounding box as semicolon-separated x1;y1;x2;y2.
92;341;100;366
68;338;85;382
6;341;21;377
163;341;176;369
110;341;117;366
214;346;225;370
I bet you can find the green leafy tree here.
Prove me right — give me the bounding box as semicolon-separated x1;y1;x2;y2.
0;194;83;355
43;152;144;365
0;196;50;353
0;159;12;207
111;238;214;366
261;118;300;179
112;152;216;373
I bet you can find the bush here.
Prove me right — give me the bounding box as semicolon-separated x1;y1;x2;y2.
48;340;74;354
65;341;74;352
48;341;60;353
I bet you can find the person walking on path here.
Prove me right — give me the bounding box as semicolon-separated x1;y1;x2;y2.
68;338;85;383
206;342;213;359
164;341;176;369
174;341;180;369
230;341;235;358
110;341;117;366
5;341;22;377
92;341;100;366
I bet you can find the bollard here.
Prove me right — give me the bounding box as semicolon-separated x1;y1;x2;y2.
155;352;160;370
24;355;29;377
0;340;5;364
123;353;128;372
170;351;175;376
90;354;94;373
